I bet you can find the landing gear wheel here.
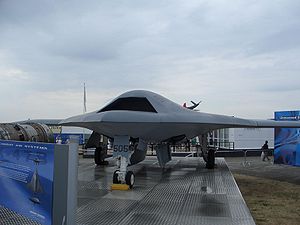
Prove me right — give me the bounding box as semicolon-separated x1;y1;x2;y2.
202;150;208;163
113;170;120;184
206;149;215;169
94;147;102;165
125;171;134;189
94;147;109;165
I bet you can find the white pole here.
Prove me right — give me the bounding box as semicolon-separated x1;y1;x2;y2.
82;83;87;144
83;83;87;114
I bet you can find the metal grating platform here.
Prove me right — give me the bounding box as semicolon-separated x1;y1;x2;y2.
0;157;256;225
76;157;256;225
0;206;41;225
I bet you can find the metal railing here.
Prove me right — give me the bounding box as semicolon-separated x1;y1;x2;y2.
208;141;235;150
90;141;236;157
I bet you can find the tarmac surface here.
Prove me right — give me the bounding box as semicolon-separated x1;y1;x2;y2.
225;156;300;185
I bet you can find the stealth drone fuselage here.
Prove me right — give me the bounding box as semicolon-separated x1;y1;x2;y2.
183;101;202;110
60;90;300;143
59;90;300;187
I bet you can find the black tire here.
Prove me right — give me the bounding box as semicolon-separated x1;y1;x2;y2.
125;171;134;188
94;147;102;165
113;170;120;184
206;149;215;169
202;150;208;163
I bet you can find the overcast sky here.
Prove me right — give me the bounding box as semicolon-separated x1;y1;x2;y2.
1;0;300;122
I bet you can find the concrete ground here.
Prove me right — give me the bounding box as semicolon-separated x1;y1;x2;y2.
225;156;300;185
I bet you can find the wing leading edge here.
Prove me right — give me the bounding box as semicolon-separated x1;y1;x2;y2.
182;111;300;129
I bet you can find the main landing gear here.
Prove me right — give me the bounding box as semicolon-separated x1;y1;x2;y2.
199;134;216;169
206;149;216;169
94;147;109;166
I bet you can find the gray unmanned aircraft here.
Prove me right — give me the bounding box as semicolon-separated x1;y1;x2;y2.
60;90;300;188
183;101;202;110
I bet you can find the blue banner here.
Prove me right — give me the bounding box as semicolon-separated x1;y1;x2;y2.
0;140;55;225
274;111;300;166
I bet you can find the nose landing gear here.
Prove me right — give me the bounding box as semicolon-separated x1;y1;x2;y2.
112;157;135;189
111;136;135;189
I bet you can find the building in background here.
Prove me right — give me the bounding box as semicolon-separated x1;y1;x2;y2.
229;128;274;149
207;128;274;150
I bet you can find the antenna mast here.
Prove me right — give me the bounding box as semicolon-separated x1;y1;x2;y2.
82;83;87;145
83;83;87;113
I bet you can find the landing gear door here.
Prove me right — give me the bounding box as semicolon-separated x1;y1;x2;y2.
113;136;131;158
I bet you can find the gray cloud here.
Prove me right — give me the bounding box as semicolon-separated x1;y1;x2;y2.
0;0;300;121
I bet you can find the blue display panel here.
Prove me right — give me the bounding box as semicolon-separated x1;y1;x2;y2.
274;111;300;166
0;140;55;225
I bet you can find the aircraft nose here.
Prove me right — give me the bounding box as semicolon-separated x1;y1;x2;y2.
59;113;99;126
59;114;84;126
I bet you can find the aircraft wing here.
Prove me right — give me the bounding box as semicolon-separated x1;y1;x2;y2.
158;111;300;140
182;111;300;129
16;119;63;126
244;118;300;128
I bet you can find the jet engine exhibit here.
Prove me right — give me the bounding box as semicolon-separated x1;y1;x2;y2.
0;123;54;143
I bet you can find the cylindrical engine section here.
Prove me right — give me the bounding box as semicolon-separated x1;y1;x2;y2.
0;123;54;143
0;124;22;140
30;123;54;143
18;124;38;141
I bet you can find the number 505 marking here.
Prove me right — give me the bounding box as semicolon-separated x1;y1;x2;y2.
113;145;129;152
